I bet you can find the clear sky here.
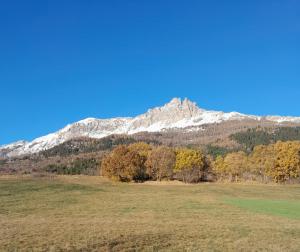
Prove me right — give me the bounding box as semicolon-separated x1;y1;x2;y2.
1;0;299;145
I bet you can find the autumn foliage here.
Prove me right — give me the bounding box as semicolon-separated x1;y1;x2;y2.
101;143;209;183
101;145;146;182
101;140;300;183
174;148;207;183
213;141;300;183
145;146;176;181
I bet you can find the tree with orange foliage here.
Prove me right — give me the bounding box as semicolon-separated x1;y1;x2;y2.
145;146;176;181
101;145;146;182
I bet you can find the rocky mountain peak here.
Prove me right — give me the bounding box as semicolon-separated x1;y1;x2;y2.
2;97;300;157
166;97;197;107
137;98;202;121
168;97;182;105
162;97;203;117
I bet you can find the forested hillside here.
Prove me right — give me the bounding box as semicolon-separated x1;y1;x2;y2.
230;127;300;151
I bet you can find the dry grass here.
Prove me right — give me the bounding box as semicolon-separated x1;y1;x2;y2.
0;175;300;251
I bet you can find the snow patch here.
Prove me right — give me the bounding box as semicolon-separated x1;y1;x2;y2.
2;98;300;157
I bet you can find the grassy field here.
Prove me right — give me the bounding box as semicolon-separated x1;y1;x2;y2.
0;176;300;251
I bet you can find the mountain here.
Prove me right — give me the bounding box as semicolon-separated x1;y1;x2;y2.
2;97;300;157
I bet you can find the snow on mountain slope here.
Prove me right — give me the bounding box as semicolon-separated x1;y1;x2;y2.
265;116;300;123
1;97;300;157
1;117;132;157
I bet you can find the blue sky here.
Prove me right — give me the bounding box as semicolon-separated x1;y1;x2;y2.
1;0;299;145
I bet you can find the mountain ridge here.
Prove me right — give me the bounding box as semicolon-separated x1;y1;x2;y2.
2;97;300;157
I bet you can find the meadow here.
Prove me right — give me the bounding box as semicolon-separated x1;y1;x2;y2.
0;176;300;251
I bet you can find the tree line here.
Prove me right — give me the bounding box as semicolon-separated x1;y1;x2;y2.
214;141;300;183
101;141;300;183
101;142;210;183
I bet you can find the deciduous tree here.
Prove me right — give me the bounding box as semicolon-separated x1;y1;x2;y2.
268;141;300;183
213;152;248;182
174;148;206;183
101;145;146;182
145;146;176;180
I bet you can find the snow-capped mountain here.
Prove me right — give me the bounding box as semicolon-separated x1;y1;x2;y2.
2;97;300;157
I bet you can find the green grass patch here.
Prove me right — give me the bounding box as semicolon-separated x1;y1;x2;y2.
225;198;300;220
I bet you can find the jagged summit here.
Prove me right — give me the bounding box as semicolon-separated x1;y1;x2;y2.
168;97;182;105
2;97;300;157
165;97;203;115
165;97;200;109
